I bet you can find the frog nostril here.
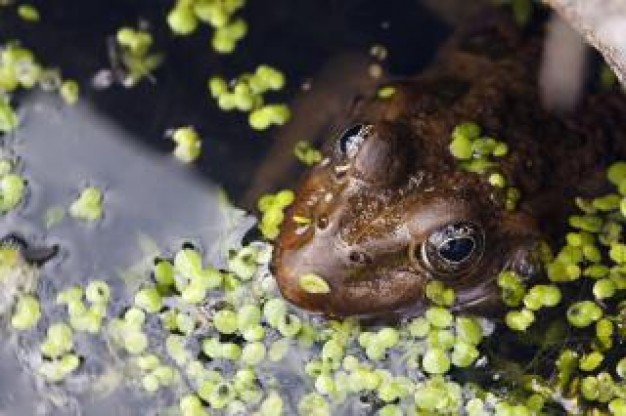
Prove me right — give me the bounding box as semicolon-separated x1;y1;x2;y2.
349;250;372;265
317;214;329;229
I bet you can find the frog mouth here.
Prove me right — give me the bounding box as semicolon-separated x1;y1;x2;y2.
272;236;428;317
273;266;427;317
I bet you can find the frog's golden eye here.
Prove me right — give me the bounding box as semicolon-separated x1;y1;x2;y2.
419;221;484;275
337;124;371;158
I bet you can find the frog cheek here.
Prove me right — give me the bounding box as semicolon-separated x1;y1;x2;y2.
332;269;429;316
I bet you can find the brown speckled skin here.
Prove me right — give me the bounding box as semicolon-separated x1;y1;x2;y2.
272;11;626;319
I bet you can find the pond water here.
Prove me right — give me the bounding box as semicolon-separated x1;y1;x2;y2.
2;1;625;415
0;1;451;414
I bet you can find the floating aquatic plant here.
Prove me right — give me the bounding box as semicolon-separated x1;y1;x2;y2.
167;0;247;54
294;141;322;166
492;160;626;415
449;122;523;211
0;159;26;212
169;126;202;163
69;186;103;221
1;3;625;414
0;235;549;414
257;189;294;239
113;26;163;87
208;65;291;130
17;4;39;22
0;41;78;124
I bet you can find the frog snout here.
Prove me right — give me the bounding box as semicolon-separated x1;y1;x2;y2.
272;228;349;314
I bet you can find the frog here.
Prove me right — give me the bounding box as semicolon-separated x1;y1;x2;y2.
271;9;626;319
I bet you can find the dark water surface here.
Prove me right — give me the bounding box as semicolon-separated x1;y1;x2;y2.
0;0;449;204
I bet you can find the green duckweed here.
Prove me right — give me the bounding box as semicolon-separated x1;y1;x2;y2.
208;65;290;130
38;353;80;383
167;6;199;35
422;348;451;374
593;278;617;299
377;86;396;99
488;172;507;188
449;122;511;196
505;308;534;331
607;162;626;186
414;376;462;413
451;342;479;367
69;186;103;221
579;351;604;372
249;104;291;130
41;322;73;357
504;187;521;211
455;316;483;345
227;245;259;280
449;134;473;160
85;280;111;304
298;273;331;294
425;280;456;306
168;0;247;54
523;284;561;310
213;309;238;334
135;286;163;313
498;270;526;307
425;306;453;328
59;79;79;105
297;392;330;416
567;301;603;328
17;4;40;22
609;398;626;415
114;26;163;86
180;394;208;416
0;96;19;133
0;172;26;212
212;18;248;54
11;294;41;330
257;189;294;239
294;140;323;165
170;126;202;163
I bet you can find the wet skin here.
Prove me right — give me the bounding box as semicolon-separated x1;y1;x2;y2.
272;11;626;319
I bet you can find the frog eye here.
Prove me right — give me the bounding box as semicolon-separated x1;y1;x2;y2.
420;221;484;275
337;124;370;158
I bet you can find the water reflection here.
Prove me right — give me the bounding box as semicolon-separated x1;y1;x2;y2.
0;91;254;415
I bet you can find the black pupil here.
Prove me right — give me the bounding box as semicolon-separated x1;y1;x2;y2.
338;124;363;154
438;237;474;263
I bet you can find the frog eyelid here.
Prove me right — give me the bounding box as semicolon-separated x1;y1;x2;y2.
336;124;373;158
